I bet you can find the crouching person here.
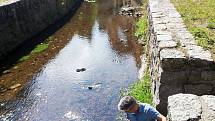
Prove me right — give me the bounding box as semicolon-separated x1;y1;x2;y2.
118;96;166;121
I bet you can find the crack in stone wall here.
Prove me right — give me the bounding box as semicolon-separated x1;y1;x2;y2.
148;0;215;115
0;0;82;60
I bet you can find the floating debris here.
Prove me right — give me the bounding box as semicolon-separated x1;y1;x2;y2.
64;111;79;120
87;83;102;90
76;68;86;72
9;83;21;90
124;29;128;32
88;86;93;90
84;0;96;3
3;70;11;74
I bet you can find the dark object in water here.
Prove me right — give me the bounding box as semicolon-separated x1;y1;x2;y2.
88;86;93;90
76;68;86;72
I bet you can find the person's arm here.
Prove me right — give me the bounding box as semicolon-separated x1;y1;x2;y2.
146;104;165;121
157;114;166;121
126;113;136;121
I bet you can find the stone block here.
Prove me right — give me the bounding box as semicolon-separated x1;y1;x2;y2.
187;50;213;62
201;71;215;81
156;31;172;35
187;69;202;83
158;40;177;50
160;48;186;59
159;85;183;102
160;49;187;70
184;84;213;96
167;94;202;121
200;95;215;121
188;58;215;69
156;34;173;42
159;71;187;86
153;23;167;31
151;12;165;18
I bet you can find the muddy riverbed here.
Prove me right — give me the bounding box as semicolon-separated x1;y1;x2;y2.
0;0;142;120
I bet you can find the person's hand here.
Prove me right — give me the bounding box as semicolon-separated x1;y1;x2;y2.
157;114;166;121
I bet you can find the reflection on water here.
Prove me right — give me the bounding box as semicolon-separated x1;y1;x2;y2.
0;0;142;120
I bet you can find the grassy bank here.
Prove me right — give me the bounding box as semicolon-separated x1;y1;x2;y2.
18;38;51;62
171;0;215;51
135;1;148;52
128;72;152;105
123;1;153;105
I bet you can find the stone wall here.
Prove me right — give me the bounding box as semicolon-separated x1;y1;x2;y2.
147;0;215;115
167;94;215;121
0;0;82;60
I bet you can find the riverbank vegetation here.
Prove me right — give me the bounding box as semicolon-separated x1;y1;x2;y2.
128;72;152;105
135;2;148;52
18;38;51;62
126;1;153;105
171;0;215;52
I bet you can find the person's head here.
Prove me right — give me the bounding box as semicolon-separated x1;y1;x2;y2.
118;96;139;113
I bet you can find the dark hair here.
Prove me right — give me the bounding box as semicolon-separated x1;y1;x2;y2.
118;96;137;110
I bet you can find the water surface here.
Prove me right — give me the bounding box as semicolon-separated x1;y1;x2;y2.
0;0;142;120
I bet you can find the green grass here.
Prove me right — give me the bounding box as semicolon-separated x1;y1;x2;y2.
122;1;152;105
31;43;49;53
128;72;153;105
120;72;153;105
18;55;30;62
17;39;50;63
171;0;215;50
135;17;148;40
135;1;149;55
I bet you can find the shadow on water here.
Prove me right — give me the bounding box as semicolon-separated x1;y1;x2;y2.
0;0;143;120
0;1;82;75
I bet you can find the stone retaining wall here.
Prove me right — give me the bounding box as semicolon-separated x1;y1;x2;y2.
148;0;215;115
167;94;215;121
0;0;82;60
